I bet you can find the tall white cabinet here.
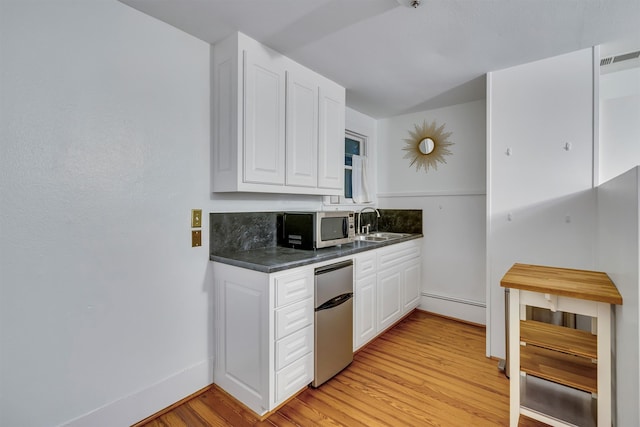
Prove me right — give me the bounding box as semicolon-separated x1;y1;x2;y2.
212;32;344;195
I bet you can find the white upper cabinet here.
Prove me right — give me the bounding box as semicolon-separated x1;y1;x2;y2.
285;65;318;188
212;32;345;195
318;80;346;190
244;47;286;185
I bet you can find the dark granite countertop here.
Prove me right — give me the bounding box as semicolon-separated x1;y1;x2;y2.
210;233;423;273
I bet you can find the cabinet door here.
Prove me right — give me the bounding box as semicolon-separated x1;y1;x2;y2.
377;267;403;331
355;274;377;350
213;263;270;415
243;48;286;185
403;260;421;312
317;80;345;190
286;69;318;188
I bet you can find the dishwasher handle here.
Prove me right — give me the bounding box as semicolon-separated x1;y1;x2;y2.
314;260;353;276
316;292;353;311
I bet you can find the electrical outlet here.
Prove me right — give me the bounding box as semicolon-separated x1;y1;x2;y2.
192;230;201;247
191;209;202;228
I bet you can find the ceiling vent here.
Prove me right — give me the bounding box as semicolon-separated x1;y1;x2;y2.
600;50;640;74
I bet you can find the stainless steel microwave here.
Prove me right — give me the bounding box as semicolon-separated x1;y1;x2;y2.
282;211;355;249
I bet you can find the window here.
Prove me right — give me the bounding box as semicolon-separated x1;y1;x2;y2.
344;130;367;200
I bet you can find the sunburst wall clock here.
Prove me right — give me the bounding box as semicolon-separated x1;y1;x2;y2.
402;119;453;172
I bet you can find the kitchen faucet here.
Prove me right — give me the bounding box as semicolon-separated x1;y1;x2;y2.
357;207;380;235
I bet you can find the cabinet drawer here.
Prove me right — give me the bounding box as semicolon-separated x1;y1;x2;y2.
275;325;313;371
378;240;421;270
275;352;313;403
355;252;376;278
275;298;313;340
275;269;313;308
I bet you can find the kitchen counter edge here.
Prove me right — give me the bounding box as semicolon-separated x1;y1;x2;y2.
210;234;423;273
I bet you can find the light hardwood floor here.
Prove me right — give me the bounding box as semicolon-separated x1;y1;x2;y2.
138;310;548;426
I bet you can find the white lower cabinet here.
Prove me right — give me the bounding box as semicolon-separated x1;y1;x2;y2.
212;262;314;416
213;237;423;414
403;261;422;311
353;238;422;351
354;252;377;350
377;267;403;331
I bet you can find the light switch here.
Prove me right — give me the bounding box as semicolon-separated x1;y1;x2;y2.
191;209;202;228
192;230;202;247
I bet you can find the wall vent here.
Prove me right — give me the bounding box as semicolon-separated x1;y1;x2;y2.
600;57;613;66
612;50;640;63
600;50;640;74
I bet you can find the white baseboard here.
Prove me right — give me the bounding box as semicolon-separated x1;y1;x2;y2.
419;292;486;325
61;358;213;427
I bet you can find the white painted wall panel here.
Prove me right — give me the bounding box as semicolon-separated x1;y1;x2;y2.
487;48;596;358
0;0;212;424
596;167;640;427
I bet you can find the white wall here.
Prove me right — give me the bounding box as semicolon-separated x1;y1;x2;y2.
486;48;597;358
0;2;350;425
0;1;210;425
596;166;640;427
599;67;640;184
377;100;487;324
0;1;298;426
377;100;485;196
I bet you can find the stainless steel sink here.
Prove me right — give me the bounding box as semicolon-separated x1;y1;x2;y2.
353;232;412;242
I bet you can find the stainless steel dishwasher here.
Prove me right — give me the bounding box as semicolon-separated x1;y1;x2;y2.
312;260;354;387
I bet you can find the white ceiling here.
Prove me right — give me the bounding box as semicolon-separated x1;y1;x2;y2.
119;0;640;119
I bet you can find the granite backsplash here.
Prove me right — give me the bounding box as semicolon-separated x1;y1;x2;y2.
210;209;422;255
